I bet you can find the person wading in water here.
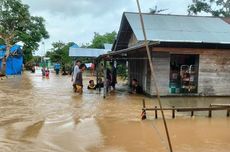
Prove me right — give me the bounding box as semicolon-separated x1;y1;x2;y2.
74;64;86;94
72;60;81;92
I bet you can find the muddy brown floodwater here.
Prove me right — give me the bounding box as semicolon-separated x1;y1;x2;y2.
0;71;230;152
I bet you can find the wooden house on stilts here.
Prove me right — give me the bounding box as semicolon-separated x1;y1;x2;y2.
102;12;230;96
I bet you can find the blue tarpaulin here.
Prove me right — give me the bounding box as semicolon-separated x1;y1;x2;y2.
0;44;23;75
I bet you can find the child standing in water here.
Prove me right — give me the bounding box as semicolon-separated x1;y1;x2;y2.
45;68;50;78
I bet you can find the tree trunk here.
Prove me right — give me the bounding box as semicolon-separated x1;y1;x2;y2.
0;56;6;76
0;39;10;76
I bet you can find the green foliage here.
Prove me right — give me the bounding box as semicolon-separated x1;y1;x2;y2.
89;31;117;48
0;0;49;62
24;56;41;70
77;31;117;64
46;41;73;70
116;63;128;80
188;0;230;17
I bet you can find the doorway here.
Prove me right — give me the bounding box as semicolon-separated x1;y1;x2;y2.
169;54;199;94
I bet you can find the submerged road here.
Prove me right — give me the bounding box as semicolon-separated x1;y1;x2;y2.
0;71;230;152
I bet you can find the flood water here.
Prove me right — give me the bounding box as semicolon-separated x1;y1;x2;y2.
0;71;230;152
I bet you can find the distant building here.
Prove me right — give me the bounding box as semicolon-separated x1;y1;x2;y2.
69;43;111;58
108;12;230;96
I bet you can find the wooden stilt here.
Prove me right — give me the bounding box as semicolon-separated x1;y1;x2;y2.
191;111;194;117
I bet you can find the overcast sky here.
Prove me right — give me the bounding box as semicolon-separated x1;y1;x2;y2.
21;0;191;55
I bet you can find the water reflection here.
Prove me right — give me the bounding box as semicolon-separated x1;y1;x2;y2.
0;71;229;152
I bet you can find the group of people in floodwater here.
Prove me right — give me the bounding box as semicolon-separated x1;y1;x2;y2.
32;59;143;95
71;60;117;94
71;60;143;95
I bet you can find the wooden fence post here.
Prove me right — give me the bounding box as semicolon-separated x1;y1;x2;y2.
141;99;146;120
155;106;158;119
172;106;175;119
208;105;212;118
191;111;194;117
227;109;230;117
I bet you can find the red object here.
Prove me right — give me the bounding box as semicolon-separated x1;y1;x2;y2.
45;70;49;77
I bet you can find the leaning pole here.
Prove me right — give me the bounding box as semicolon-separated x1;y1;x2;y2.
135;0;173;152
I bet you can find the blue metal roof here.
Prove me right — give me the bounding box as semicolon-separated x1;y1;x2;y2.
69;48;109;57
70;43;80;48
124;12;230;44
69;43;112;57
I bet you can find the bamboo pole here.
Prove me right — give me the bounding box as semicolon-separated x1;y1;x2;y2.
135;0;173;151
103;60;107;98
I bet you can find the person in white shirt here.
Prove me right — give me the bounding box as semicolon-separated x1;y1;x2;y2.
72;60;81;91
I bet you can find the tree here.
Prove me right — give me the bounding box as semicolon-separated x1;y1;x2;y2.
46;41;73;72
0;0;49;62
188;0;230;17
90;31;117;49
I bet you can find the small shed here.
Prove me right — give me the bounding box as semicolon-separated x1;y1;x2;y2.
0;45;23;76
108;12;230;96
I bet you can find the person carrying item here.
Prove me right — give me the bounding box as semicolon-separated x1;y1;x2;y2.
87;80;96;90
131;79;143;94
74;64;86;94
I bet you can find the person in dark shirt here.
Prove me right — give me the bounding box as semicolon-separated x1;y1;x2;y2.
74;64;86;93
110;62;117;90
106;68;112;92
131;79;143;94
31;66;35;73
41;66;46;77
96;78;104;89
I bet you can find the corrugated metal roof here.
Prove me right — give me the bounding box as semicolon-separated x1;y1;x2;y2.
104;43;113;50
69;47;109;57
125;13;230;44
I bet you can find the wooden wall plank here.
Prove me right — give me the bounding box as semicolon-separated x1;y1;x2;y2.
198;54;230;96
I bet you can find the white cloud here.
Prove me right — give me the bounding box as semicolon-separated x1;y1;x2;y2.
21;0;191;55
